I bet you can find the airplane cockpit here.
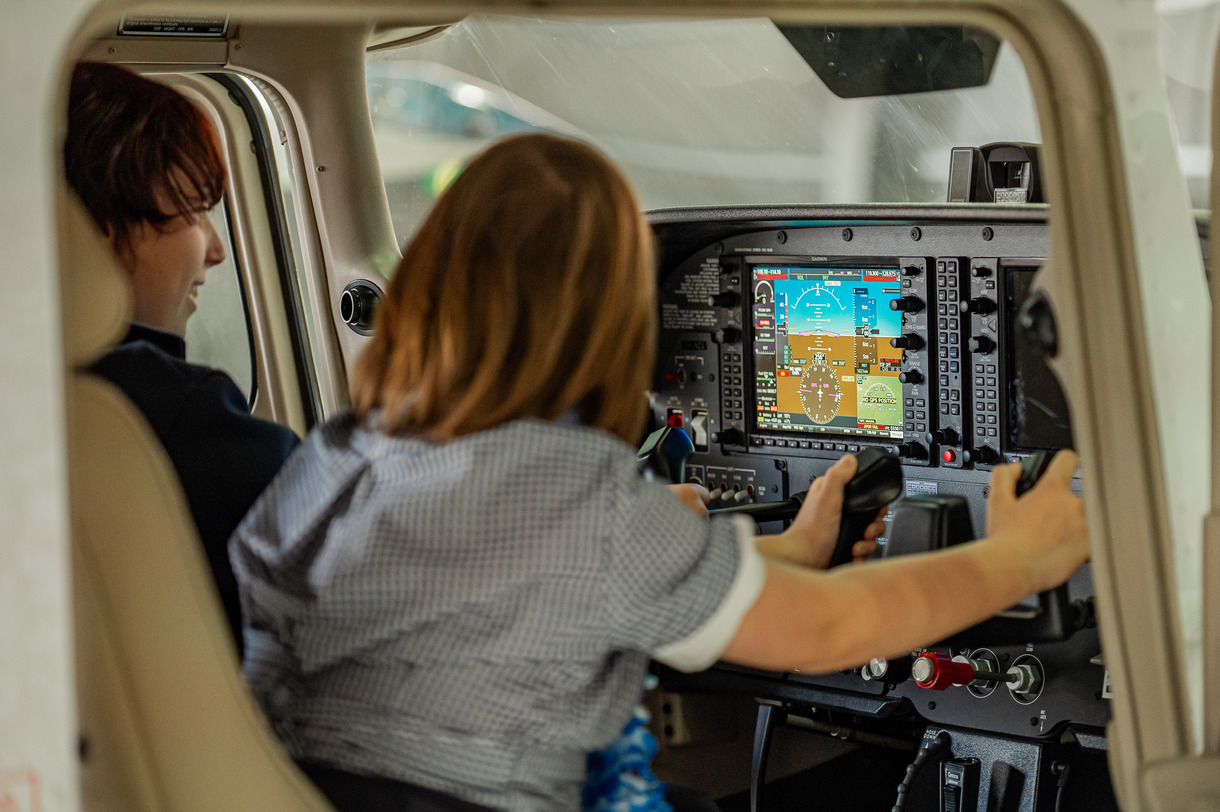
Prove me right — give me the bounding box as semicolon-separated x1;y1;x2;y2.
3;2;1219;811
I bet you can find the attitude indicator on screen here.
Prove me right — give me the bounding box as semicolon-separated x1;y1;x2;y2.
753;265;904;439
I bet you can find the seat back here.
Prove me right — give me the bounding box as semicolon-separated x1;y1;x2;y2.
62;190;334;812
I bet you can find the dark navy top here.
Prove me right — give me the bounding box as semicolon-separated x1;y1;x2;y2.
92;323;300;656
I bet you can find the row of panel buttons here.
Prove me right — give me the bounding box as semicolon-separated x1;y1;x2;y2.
752;437;864;453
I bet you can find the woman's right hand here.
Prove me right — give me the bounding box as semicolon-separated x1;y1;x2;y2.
984;450;1089;594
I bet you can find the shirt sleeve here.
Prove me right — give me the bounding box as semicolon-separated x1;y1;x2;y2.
602;466;764;673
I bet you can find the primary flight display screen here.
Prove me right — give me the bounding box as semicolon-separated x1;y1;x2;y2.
752;263;905;439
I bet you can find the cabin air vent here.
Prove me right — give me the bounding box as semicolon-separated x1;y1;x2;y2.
340;280;383;336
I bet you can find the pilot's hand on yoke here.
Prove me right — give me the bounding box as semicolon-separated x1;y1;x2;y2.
757;454;886;569
984;449;1089;594
669;483;711;518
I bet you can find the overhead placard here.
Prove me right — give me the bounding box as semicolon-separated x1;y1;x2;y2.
118;16;229;37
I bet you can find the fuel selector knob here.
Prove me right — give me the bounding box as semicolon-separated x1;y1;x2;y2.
890;296;924;314
898;369;923;385
958;297;996;315
890;333;925;351
968;335;995;354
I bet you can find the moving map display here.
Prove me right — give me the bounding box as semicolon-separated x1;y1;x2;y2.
752;264;905;439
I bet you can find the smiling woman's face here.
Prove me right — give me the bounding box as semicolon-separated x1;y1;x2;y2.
111;189;227;338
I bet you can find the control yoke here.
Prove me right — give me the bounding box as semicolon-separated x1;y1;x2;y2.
711;447;903;568
941;450;1075;646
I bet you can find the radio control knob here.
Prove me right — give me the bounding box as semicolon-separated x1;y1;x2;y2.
902;264;922;277
958;297;996;315
890;333;925;351
972;445;999;465
707;291;740;308
890;296;924;314
896;441;927;460
971;266;992;278
898;370;923;385
932;427;959;445
712;428;743;445
968;335;995;353
713;327;740;344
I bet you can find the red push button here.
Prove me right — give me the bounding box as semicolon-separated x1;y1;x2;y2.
942;448;957;464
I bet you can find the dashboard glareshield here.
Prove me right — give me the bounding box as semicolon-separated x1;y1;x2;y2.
750;259;905;441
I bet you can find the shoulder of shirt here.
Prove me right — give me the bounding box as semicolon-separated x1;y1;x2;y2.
94;338;242;394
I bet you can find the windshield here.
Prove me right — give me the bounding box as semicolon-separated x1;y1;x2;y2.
367;17;1041;244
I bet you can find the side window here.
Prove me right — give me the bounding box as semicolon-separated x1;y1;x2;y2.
184;201;255;400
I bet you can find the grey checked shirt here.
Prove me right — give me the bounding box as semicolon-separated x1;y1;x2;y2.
231;414;763;810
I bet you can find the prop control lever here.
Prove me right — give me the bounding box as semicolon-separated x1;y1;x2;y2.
711;447;903;567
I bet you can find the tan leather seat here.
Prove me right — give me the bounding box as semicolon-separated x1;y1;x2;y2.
62;190;335;812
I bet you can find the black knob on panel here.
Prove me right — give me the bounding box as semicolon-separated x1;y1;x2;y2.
902;264;921;277
971;266;992;278
973;446;1000;465
890;296;924;314
931;427;959;445
712;428;743;445
898;370;923;385
707;291;740;308
713;327;740;344
890;333;925;351
958;297;996;315
968;335;995;353
896;441;928;460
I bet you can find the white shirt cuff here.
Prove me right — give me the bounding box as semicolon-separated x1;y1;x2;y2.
652;515;764;672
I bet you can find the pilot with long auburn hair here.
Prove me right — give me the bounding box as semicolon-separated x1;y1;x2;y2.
232;133;1088;811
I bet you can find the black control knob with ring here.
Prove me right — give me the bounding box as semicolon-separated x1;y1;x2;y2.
712;428;743;446
898;369;923;385
896;441;928;460
958;297;996;315
890;333;924;351
971;265;992;278
931;427;959;445
713;327;740;344
890;296;924;314
968;335;995;354
971;446;999;465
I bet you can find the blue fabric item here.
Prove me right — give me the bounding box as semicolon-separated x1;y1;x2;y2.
582;706;672;812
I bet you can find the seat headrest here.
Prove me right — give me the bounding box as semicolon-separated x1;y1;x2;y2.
59;185;130;368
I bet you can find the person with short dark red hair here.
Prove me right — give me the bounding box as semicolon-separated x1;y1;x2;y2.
66;61;299;657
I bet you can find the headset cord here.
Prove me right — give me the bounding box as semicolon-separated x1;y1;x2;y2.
1052;761;1072;812
892;731;952;812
